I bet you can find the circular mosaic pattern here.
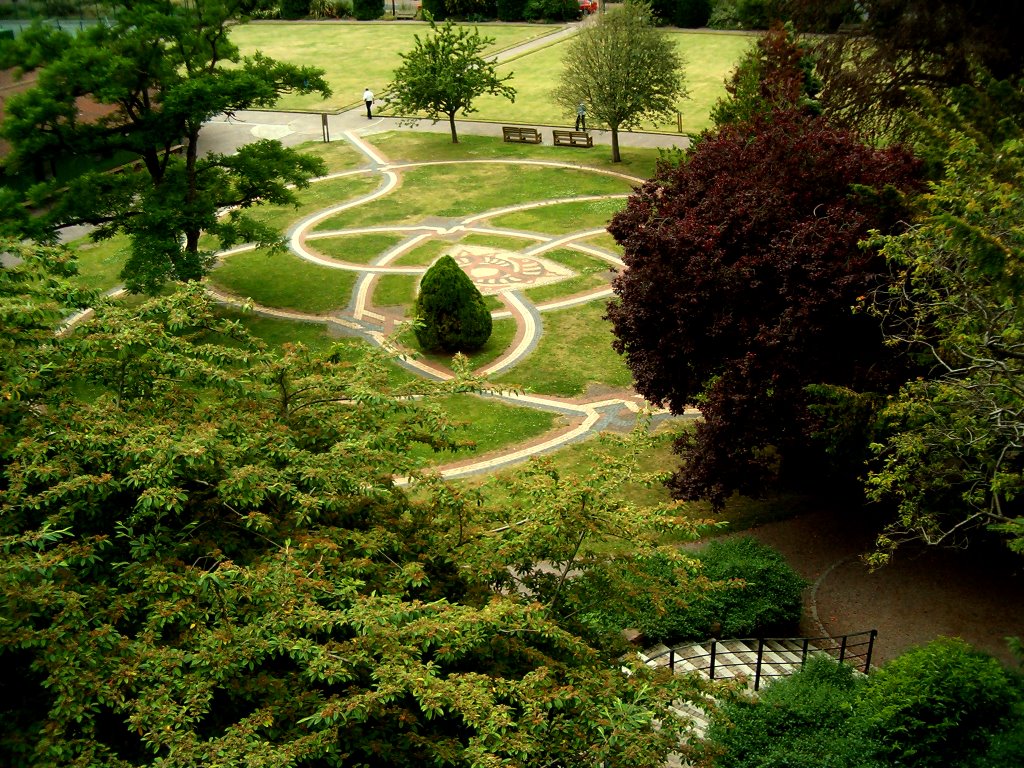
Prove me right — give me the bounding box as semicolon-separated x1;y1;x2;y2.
449;245;575;294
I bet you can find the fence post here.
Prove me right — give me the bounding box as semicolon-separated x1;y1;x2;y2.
864;629;878;673
838;634;848;664
754;638;764;691
709;639;717;680
669;648;675;674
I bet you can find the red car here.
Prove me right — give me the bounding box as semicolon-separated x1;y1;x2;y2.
578;0;598;14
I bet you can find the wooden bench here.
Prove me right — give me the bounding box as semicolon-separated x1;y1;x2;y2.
502;126;542;144
553;129;593;148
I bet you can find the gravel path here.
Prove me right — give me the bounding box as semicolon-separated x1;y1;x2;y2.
742;507;1024;667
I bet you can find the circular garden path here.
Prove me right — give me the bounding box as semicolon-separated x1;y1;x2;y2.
207;127;696;479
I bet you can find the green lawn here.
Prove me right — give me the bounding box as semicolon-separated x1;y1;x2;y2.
428;29;754;135
230;21;556;112
313;162;636;229
210;247;357;313
247;174;380;234
488;198;628;234
309;232;407;264
68;234;131;293
407;392;562;466
523;248;612;304
494;301;632;396
231;22;753;134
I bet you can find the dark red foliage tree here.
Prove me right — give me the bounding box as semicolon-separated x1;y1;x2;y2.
606;109;923;508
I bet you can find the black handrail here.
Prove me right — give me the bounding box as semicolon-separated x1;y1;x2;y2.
645;629;878;691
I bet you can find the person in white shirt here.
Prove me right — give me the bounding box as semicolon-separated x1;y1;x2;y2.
363;88;374;119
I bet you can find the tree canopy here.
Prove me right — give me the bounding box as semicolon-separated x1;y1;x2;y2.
386;19;515;144
606;109;922;507
552;0;687;162
783;0;1024;142
864;77;1024;561
0;0;330;294
0;244;707;767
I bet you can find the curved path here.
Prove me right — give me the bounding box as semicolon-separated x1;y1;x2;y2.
208;125;697;479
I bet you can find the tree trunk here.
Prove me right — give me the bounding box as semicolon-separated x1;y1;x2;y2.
448;112;459;143
611;126;621;163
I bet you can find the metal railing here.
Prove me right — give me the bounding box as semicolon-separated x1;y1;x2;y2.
647;629;878;691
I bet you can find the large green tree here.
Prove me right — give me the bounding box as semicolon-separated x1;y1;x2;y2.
552;0;687;162
0;257;703;766
865;78;1024;560
0;0;330;294
386;19;516;144
783;0;1024;142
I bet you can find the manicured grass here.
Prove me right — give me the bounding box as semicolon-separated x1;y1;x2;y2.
459;232;540;250
292;138;376;174
469;29;755;135
583;232;623;255
393;240;451;267
371;131;661;178
374;273;419;307
523;248;611;304
494;300;631;396
314;162;636;229
407;392;561;466
488;197;628;234
248;174;380;234
69;234;131;293
308;232;406;264
230;22;555;112
210;247;357;313
390;234;545;267
398;316;517;372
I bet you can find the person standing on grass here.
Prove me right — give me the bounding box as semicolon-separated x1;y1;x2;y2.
363;87;374;119
575;102;587;131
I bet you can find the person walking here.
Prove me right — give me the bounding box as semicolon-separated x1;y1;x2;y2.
363;87;374;119
575;102;587;132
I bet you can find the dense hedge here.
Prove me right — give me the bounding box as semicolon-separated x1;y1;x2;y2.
562;536;805;649
701;640;1024;768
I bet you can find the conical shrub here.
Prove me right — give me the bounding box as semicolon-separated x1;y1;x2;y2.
414;255;492;353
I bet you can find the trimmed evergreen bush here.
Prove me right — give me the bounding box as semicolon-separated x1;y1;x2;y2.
414;255;492;353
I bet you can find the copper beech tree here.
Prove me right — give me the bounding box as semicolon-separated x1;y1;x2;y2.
606;109;923;508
